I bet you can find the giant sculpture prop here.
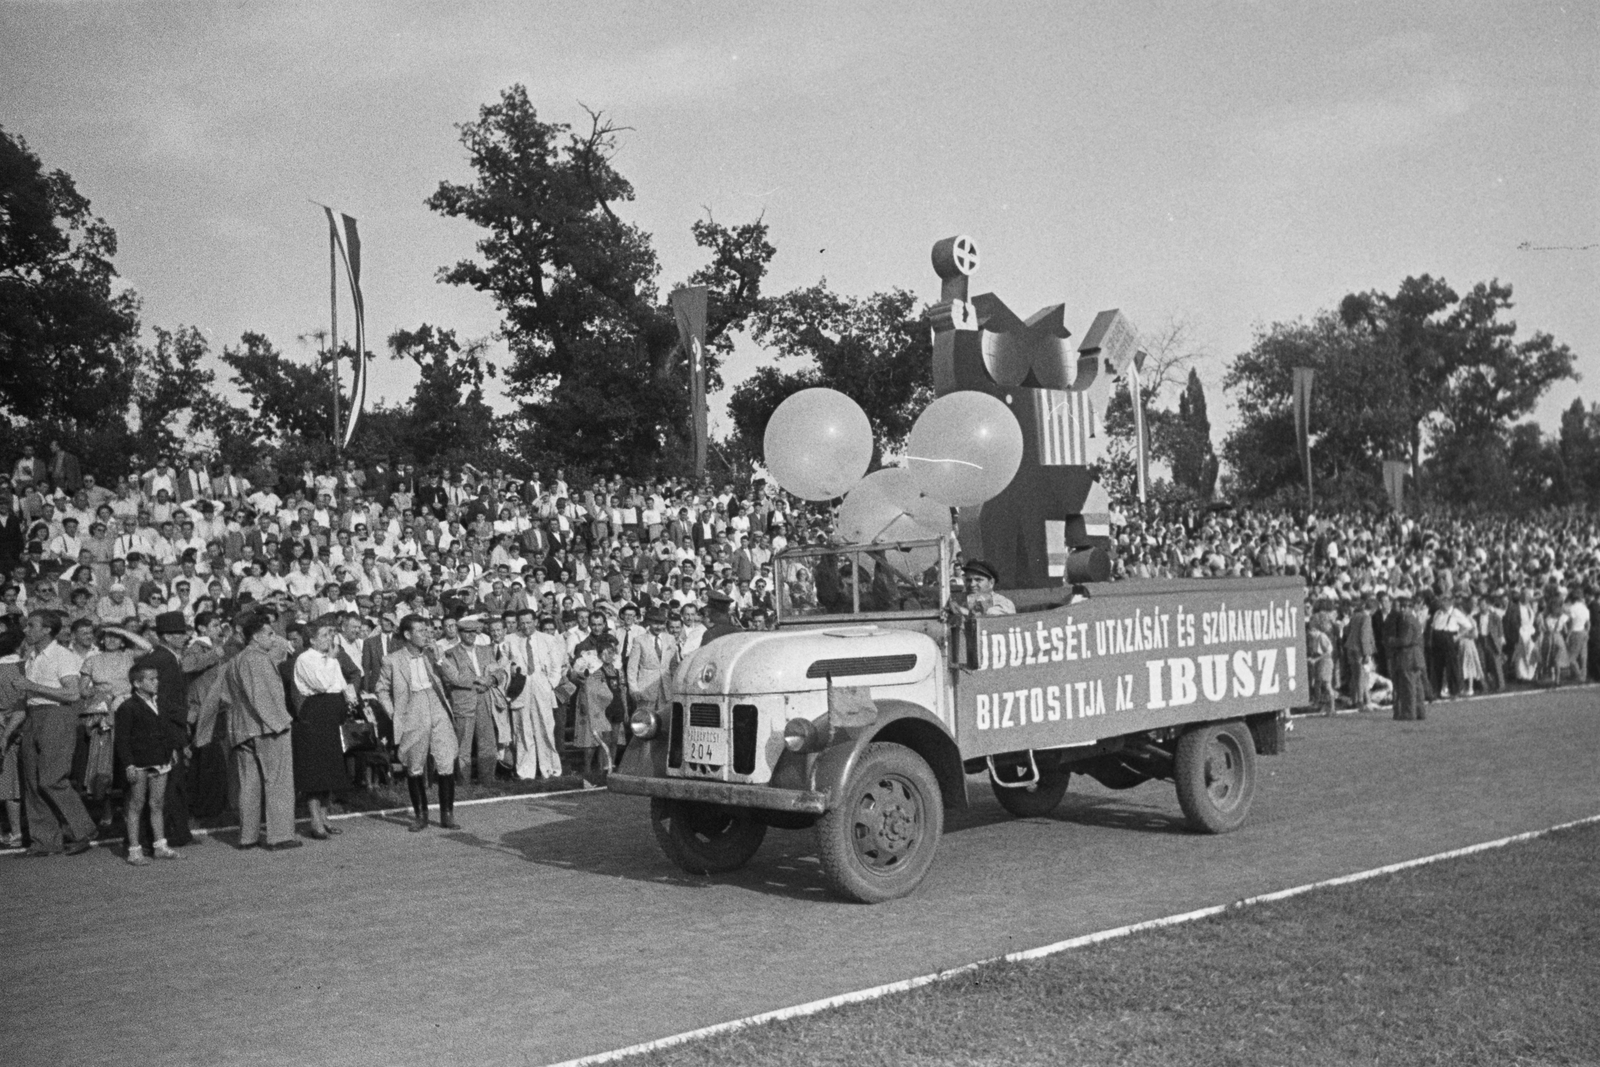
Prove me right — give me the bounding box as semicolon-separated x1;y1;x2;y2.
925;235;1136;589
761;234;1140;592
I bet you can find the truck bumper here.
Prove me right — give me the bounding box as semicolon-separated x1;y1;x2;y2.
607;773;829;814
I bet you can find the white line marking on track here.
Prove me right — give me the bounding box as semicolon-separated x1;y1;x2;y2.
543;813;1600;1067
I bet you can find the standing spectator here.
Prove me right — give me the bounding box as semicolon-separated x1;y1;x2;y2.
1387;590;1428;722
1562;588;1589;682
47;440;82;494
79;624;152;830
290;617;355;840
438;618;503;782
222;612;300;850
18;610;95;855
134;611;195;847
0;628;27;847
1476;594;1506;693
375;614;459;832
627;606;677;724
12;444;43;490
115;664;183;865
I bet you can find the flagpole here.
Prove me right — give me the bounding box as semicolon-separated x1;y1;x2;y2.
329;218;341;450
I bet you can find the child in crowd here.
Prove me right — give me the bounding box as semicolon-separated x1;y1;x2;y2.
114;663;183;865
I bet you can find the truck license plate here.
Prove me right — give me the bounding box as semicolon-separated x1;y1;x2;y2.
683;726;726;766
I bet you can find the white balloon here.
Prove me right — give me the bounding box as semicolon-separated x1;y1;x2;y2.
763;388;874;501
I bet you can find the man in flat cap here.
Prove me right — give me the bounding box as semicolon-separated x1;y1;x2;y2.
954;559;1015;617
699;590;743;648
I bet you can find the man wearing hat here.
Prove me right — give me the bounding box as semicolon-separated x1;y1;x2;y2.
626;606;677;722
1385;588;1428;722
134;610;196;846
699;590;743;647
955;559;1015;617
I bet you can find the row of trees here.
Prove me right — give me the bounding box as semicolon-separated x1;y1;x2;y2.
1222;275;1584;510
3;97;1590;510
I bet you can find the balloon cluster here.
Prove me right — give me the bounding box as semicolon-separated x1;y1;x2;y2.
763;387;1023;554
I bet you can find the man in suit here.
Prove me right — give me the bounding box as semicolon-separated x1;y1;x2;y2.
211;464;250;503
1477;593;1506;693
626;606;678;722
361;616;397;693
375;614;460;831
0;496;24;570
1344;595;1377;711
437;617;504;782
1386;588;1428;722
221;612;300;849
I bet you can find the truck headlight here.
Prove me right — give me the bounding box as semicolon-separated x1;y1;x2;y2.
630;708;661;739
783;717;829;753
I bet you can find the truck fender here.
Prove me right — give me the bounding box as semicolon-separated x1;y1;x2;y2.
799;699;968;812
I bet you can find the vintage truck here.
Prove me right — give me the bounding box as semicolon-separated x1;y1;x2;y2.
608;535;1307;902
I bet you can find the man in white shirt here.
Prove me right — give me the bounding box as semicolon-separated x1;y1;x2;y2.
18;611;97;855
1564;590;1590;682
678;602;706;655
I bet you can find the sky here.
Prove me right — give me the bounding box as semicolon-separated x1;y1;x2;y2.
3;0;1596;447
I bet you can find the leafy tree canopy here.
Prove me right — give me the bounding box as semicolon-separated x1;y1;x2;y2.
426;85;774;477
726;284;931;471
0;125;141;431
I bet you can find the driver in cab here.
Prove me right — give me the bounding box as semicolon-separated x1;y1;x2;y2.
951;559;1015;617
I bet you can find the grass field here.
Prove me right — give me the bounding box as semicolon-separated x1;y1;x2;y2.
620;824;1600;1067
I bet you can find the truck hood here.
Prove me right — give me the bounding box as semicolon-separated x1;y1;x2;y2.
675;625;938;697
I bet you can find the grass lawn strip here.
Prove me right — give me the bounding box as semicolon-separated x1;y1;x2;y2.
593;822;1600;1067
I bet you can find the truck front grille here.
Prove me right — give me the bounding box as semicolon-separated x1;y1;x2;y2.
689;702;721;727
668;702;684;768
732;704;757;775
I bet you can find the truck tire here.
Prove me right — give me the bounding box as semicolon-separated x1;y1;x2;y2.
650;798;767;875
1174;721;1256;833
816;742;944;903
990;771;1070;818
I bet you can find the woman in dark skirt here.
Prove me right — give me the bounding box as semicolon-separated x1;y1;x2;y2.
290;615;356;839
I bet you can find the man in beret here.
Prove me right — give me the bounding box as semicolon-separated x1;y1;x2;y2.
954;559;1015;617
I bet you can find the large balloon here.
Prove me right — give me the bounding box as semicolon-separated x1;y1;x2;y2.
836;468;951;578
763;388;873;501
905;391;1024;507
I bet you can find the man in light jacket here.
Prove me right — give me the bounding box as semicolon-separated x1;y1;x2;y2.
222;612;299;849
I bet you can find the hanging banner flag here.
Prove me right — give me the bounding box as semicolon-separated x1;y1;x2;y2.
322;206;367;450
1291;366;1315;508
670;286;709;481
1129;350;1149;504
1382;459;1407;512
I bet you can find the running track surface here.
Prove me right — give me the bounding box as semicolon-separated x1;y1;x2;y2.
3;688;1597;1067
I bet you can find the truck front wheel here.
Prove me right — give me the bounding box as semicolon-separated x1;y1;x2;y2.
650;799;767;875
1174;721;1256;833
816;742;944;903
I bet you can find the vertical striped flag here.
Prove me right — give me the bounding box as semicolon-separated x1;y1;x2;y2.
1382;459;1407;512
1291;365;1315;508
670;286;709;481
1031;387;1097;466
1128;351;1149;503
323;206;367;450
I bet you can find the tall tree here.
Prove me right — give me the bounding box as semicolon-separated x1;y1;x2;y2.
727;284;931;470
1226;276;1577;507
131;325;217;465
0;126;141;441
387;324;498;465
426;86;773;477
1164;368;1219;501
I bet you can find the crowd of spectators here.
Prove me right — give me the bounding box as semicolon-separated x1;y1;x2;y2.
1112;503;1599;715
1;439;1595;861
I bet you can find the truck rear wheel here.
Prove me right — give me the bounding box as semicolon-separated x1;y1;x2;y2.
990;771;1070;818
817;743;943;903
1174;721;1256;833
650;798;767;875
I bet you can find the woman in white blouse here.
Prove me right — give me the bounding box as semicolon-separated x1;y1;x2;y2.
290;616;359;839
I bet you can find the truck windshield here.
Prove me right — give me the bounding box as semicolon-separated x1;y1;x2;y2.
775;538;948;620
